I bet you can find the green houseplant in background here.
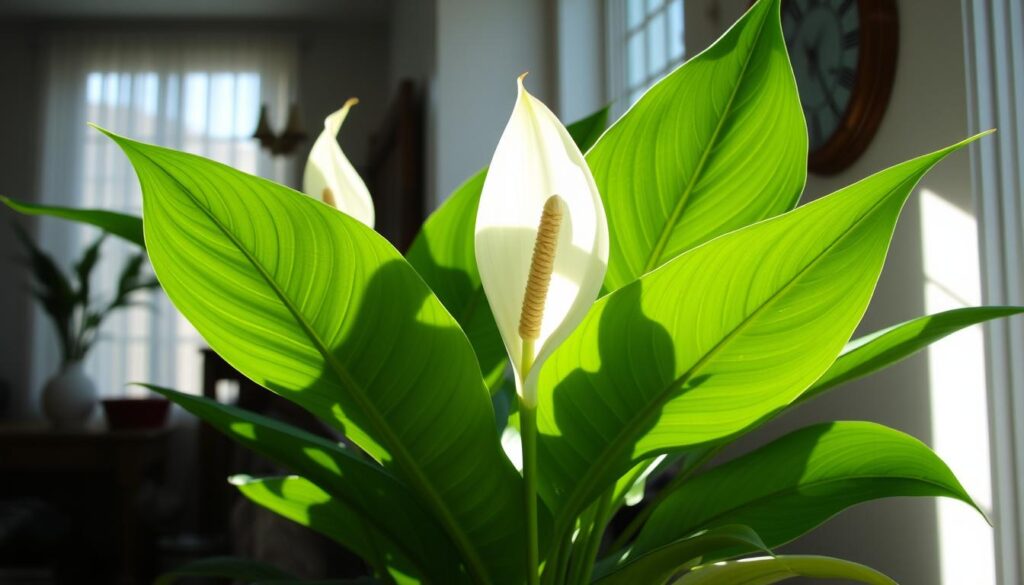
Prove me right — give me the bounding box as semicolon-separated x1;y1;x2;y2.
3;0;1021;582
6;220;158;428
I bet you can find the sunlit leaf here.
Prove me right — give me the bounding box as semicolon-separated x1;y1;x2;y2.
2;195;144;248
588;0;805;291
802;305;1024;400
536;134;984;530
233;475;421;583
593;525;767;585
672;555;896;585
103;128;527;585
633;422;979;556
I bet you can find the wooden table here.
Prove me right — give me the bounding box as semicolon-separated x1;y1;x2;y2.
0;424;171;585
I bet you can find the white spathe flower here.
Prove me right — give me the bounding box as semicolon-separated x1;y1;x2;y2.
302;98;375;227
475;75;609;407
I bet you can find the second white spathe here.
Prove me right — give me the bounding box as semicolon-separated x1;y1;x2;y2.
302;98;375;228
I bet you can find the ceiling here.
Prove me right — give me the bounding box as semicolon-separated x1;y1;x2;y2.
0;0;392;22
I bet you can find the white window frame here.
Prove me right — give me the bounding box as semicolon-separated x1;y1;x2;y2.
963;0;1024;583
605;0;685;118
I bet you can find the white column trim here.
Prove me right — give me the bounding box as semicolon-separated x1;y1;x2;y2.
962;0;1024;583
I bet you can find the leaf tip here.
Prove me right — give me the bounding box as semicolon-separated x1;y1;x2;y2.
228;474;255;486
89;123;137;151
955;129;996;149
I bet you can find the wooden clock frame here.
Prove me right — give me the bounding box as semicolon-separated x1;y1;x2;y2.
806;0;899;175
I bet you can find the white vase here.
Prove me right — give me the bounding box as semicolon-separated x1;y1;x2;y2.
42;361;98;430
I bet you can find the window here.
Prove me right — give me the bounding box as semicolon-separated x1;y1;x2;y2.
34;34;297;399
607;0;685;117
963;0;1024;581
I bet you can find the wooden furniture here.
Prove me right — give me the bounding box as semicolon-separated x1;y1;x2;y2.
366;79;426;251
0;424;171;585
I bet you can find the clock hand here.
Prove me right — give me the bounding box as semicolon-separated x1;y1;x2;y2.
813;58;843;117
804;44;819;80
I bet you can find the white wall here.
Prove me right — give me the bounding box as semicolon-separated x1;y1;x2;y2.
433;0;556;204
556;0;607;123
297;23;390;185
389;0;436;92
389;0;438;206
684;1;983;583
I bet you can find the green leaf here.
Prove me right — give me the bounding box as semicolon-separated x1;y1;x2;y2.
565;106;609;154
535;134;985;529
233;475;421;583
12;222;77;360
73;233;105;305
587;0;806;292
801;305;1024;401
633;422;978;557
672;555;897;585
405;108;610;393
154;556;294;585
405;169;507;390
593;525;768;585
1;195;145;248
145;385;467;584
103;129;526;585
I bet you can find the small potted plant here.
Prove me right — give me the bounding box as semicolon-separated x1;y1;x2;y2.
12;225;159;428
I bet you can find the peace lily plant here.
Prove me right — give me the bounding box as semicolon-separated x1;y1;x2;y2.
3;1;1021;584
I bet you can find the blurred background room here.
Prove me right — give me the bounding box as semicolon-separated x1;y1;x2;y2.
1;0;1022;584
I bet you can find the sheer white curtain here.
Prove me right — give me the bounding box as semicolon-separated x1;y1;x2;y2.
33;33;298;400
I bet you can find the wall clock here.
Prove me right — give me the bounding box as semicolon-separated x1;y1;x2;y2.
781;0;899;174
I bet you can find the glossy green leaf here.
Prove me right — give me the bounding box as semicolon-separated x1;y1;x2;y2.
593;525;767;585
802;305;1024;401
588;0;806;291
565;106;609;154
405;168;505;389
145;385;466;584
154;556;294;585
405;109;610;393
536;135;983;528
12;222;77;360
103;129;525;585
633;422;978;556
1;195;145;248
233;475;420;583
672;555;896;585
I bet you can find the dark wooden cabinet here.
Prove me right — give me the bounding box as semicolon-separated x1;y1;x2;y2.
0;425;171;584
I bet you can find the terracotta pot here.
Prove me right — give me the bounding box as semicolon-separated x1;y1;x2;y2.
42;361;97;429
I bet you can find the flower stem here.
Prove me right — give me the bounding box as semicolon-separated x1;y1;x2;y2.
520;340;540;585
575;490;613;585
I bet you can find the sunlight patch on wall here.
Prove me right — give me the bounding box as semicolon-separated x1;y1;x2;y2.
920;188;995;585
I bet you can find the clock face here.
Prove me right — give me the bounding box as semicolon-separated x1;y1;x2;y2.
783;0;861;152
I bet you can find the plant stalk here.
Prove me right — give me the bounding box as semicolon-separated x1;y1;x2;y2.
565;503;599;585
520;341;540;585
575;490;613;585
